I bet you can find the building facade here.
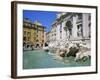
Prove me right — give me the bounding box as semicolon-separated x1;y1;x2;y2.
46;12;91;47
23;18;46;49
34;21;45;48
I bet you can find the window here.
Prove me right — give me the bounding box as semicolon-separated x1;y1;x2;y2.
24;31;26;35
88;23;91;38
42;40;44;43
23;37;26;41
88;23;91;27
88;15;91;20
77;25;80;29
27;32;31;36
77;32;79;37
36;39;39;42
77;24;83;37
69;29;72;35
78;13;82;20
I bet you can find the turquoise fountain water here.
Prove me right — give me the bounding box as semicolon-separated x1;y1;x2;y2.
23;50;91;69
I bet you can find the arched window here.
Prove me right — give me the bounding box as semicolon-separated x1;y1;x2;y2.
77;24;83;37
65;20;72;35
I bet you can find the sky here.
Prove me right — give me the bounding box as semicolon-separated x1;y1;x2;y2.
23;10;59;32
